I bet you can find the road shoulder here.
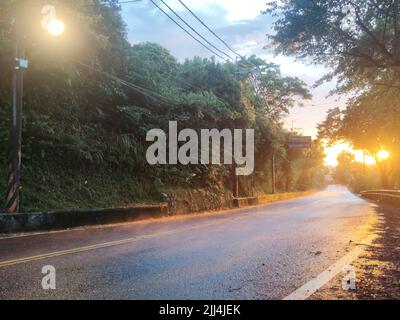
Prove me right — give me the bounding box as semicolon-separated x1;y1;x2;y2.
310;203;400;300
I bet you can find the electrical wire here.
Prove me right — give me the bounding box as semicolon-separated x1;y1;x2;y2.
158;0;235;61
149;0;229;62
118;0;258;69
118;0;144;4
176;0;242;59
74;60;232;108
74;60;178;106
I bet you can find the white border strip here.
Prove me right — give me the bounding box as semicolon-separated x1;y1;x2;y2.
283;235;375;300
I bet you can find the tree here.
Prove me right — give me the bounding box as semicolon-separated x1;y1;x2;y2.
0;0;324;211
335;151;355;185
265;0;400;93
267;0;400;189
318;102;397;188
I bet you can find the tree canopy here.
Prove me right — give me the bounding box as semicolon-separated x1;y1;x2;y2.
0;0;326;211
267;0;400;189
265;0;400;93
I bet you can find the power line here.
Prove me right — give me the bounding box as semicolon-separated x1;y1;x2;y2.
74;60;231;108
118;0;144;4
152;70;230;105
149;0;229;62
118;0;258;80
176;0;242;59
158;0;235;61
122;64;230;106
118;0;258;69
74;60;178;106
176;0;259;71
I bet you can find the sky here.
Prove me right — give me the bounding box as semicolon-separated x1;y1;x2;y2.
120;0;350;163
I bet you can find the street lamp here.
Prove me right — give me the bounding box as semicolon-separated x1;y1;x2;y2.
46;19;65;37
4;13;27;214
4;6;65;213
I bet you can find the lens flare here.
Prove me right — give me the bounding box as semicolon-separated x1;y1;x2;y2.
47;19;65;36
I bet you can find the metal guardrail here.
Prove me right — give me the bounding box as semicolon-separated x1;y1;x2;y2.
361;190;400;196
360;190;400;207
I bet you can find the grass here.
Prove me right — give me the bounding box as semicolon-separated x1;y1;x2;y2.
0;164;162;212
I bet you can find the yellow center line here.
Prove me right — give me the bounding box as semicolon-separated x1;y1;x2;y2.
0;237;143;268
0;217;244;269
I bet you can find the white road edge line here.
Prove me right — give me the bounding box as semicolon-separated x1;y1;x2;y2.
283;234;376;300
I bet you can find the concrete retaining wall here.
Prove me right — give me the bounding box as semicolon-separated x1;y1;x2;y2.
232;197;259;208
165;188;233;214
0;205;169;234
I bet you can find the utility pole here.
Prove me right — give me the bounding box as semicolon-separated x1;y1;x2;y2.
271;150;276;194
5;12;28;213
362;147;367;190
363;148;366;174
232;57;239;198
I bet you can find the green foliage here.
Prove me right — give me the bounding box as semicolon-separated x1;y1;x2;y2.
268;0;400;190
334;151;382;192
265;0;400;94
334;151;356;185
0;0;325;211
318;92;400;189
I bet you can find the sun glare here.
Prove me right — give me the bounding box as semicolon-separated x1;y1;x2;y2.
324;143;377;167
377;150;390;161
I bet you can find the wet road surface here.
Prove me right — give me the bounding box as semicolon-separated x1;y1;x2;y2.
0;185;377;299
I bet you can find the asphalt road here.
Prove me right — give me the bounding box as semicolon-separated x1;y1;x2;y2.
0;185;377;300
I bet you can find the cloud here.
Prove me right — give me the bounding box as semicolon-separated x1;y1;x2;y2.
121;1;273;61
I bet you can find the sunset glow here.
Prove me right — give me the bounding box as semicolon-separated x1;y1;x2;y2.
377;150;390;161
324;143;377;167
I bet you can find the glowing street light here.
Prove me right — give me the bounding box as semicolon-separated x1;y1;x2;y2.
5;5;66;213
46;19;65;36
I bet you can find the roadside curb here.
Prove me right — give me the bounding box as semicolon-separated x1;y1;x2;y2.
0;191;317;235
0;205;169;234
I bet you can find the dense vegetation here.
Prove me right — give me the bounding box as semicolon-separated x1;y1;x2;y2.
0;0;326;212
267;0;400;191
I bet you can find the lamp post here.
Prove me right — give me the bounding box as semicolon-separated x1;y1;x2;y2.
4;5;64;213
5;13;27;213
232;58;240;198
